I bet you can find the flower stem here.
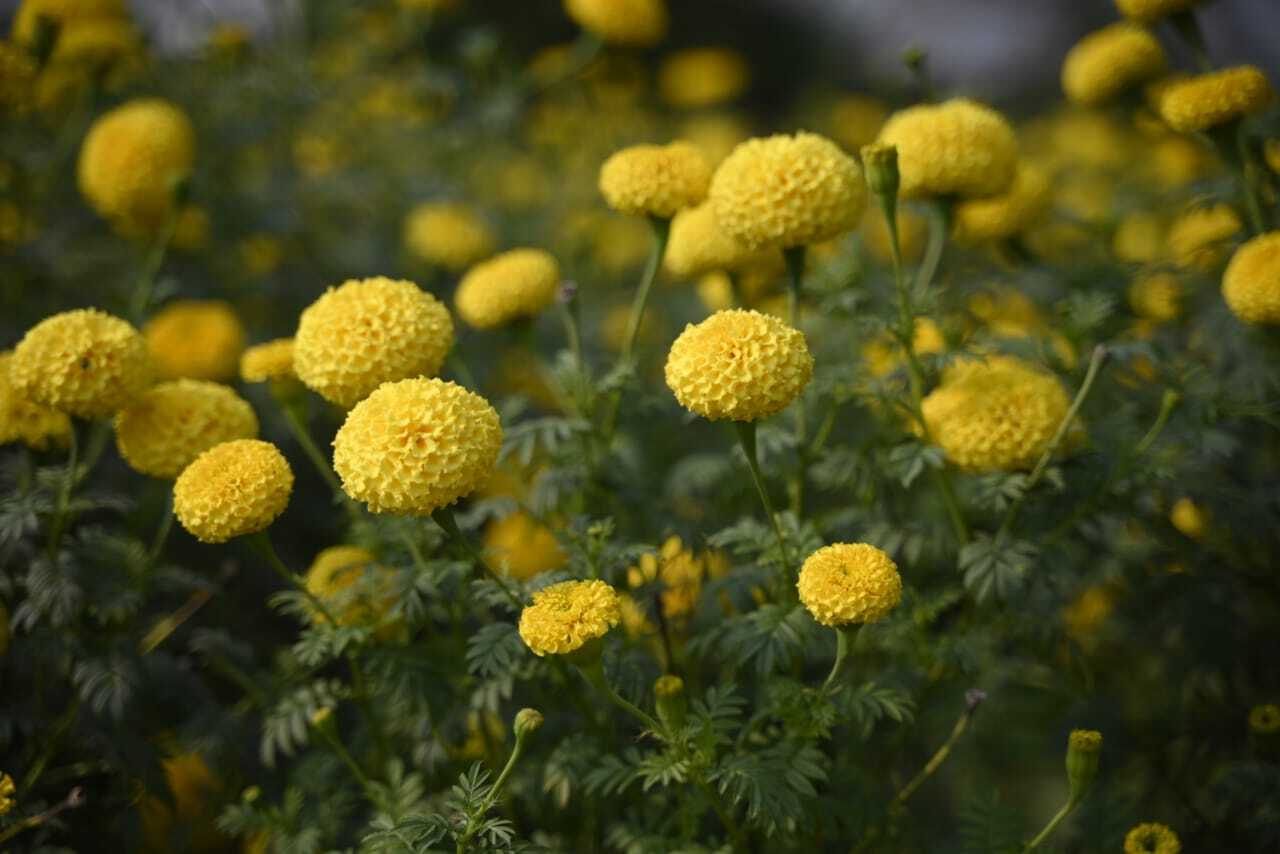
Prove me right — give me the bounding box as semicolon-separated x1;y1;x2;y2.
0;787;85;846
821;625;858;694
893;700;979;807
1023;801;1075;852
277;397;352;512
127;196;181;323
431;506;525;612
578;658;663;734
45;419;79;559
783;246;809;517
732;420;795;579
313;717;380;804
1134;389;1181;457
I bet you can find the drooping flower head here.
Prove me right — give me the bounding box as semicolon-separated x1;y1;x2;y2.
454;249;561;330
518;579;621;656
239;338;295;383
115;380;258;478
144;300;246;382
1222;231;1280;325
797;543;902;627
0;351;72;450
563;0;667;46
599;141;711;219
1061;23;1165;106
877;99;1018;198
172;439;293;543
1157;66;1273;133
1123;823;1181;854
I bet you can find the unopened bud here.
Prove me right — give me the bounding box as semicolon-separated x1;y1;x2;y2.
861;143;900;200
654;675;687;732
309;706;335;734
514;708;544;740
1066;729;1102;805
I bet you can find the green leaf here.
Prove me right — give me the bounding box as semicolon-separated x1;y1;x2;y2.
884;441;945;489
959;535;1039;603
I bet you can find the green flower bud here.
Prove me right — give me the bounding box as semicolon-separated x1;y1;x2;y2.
514;708;544;741
654;675;687;732
1066;729;1102;805
861;143;901;200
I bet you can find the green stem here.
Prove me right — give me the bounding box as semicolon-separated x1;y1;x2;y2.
1023;801;1075;852
127;198;181;323
578;659;663;734
19;696;81;795
783;246;808;517
557;287;590;414
732;421;794;579
314;719;380;804
1134;389;1180;457
694;776;749;851
431;506;525;612
278;399;351;510
0;787;85;846
821;625;858;694
893;704;976;807
449;351;478;389
1236;124;1268;235
912;199;950;294
46;420;79;559
146;495;174;566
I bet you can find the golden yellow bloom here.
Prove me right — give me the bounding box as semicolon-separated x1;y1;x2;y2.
239;339;295;383
333;378;501;515
1063;585;1116;643
145;300;246;383
0;42;37;114
115;380;258;479
1115;0;1198;21
563;0;667;46
664;201;776;278
1113;213;1165;264
877;99;1018;198
829;94;888;152
294;277;453;408
862;318;945;378
173;439;293;544
1169;497;1208;540
10;308;152;418
402;202;495;272
0;351;72;450
484;512;567;581
1222;231;1280;325
1167;204;1242;271
710;132;865;250
797;543;902;627
1128;272;1182;323
139;752;227;854
518;579;621;656
599;141;710;219
455;249;561;330
1157;66;1273;133
658;48;749;109
51;16;142;72
952;162;1052;243
627;536;705;620
921;355;1073;472
1123;823;1181;854
77;98;195;236
1250;703;1280;735
0;770;15;815
1061;23;1164;106
666;309;813;422
12;0;128;45
304;546;398;628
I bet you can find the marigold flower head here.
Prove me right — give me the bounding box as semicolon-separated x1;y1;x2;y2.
0;770;13;815
172;439;292;543
1061;23;1165;106
1113;213;1165;264
658;48;749;109
1169;497;1208;540
518;579;621;656
0;351;72;450
1167;204;1242;271
877;99;1018;199
10;308;152;418
239;338;295;383
1250;703;1280;735
563;0;667;46
953;161;1052;243
484;511;567;581
1128;273;1182;323
77;98;195;236
627;536;706;620
1222;231;1280;325
797;543;902;627
709;132;866;249
402;202;496;272
305;545;398;629
455;249;560;330
333;378;501;515
115;380;258;478
12;0;128;45
144;300;246;383
599;141;711;219
0;43;37;115
921;355;1074;472
1124;823;1181;854
1115;0;1198;21
1157;66;1273;133
664;201;776;277
294;277;453;408
665;309;813;422
1063;584;1117;642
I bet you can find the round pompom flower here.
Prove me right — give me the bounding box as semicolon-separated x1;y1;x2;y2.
172;439;293;544
1115;0;1199;22
402;202;496;272
658;48;749;109
563;0;667;46
797;543;902;627
454;249;561;330
1061;23;1165;106
708;132;865;249
294;277;454;408
664;201;777;277
921;355;1074;472
952;161;1052;243
144;300;246;382
239;338;295;383
1167;204;1241;271
599;141;711;219
484;512;567;581
877;99;1018;198
1157;66;1273;133
1123;823;1181;854
77;98;195;236
10;308;152;418
115;380;258;479
0;351;71;450
304;546;397;629
665;309;814;422
1222;231;1280;325
518;579;621;657
332;378;501;515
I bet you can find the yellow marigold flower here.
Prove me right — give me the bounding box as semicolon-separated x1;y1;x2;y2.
921;355;1073;472
1157;66;1273;133
664;201;775;278
953;161;1052;243
304;546;398;628
0;770;15;815
1169;497;1208;540
144;300;246;383
1063;584;1116;642
455;249;560;330
862;318;945;378
453;710;505;760
139;752;227;853
877;99;1018;199
1124;823;1181;854
0;42;37;114
1266;139;1280;174
0;351;71;450
1222;231;1280;325
484;511;567;581
709;132;865;249
115;380;258;479
665;309;813;422
658;48;749;109
1128;273;1182;322
599;141;710;219
1145;136;1215;189
402;202;495;272
1061;23;1165;106
239;339;295;383
563;0;667;46
173;439;292;544
862;204;927;266
12;0;128;45
1113;213;1165;264
627;536;705;620
829;94;888;152
294;277;453;408
1250;703;1280;735
797;543;902;627
332;378;501;515
518;579;621;656
51;16;143;71
1115;0;1198;21
77;98;195;236
1167;204;1242;271
10;308;152;418
680;113;750;167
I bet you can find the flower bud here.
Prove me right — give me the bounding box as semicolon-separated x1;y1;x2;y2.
861;143;900;200
1066;729;1102;805
654;675;687;731
514;708;545;741
309;706;335;737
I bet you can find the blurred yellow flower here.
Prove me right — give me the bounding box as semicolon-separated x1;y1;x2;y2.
665;201;776;278
1063;584;1116;642
658;48;749;109
1128;273;1182;323
1061;22;1164;106
12;0;128;46
1112;213;1165;264
953;161;1052;243
599;141;711;219
1250;703;1280;735
0;43;37;114
115;380;258;479
1167;204;1242;271
484;512;567;581
877;99;1018;198
1222;231;1280;325
1157;65;1273;133
829;94;888;152
0;770;13;815
305;546;398;629
0;350;71;450
862;318;945;378
627;535;706;620
145;300;246;383
1169;497;1208;540
239;339;295;383
563;0;667;47
1115;0;1199;22
173;439;293;544
455;249;561;330
1123;822;1181;854
402;202;496;272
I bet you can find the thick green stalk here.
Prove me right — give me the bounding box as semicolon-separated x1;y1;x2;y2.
732;421;795;578
821;625;858;694
578;659;662;734
1023;802;1074;852
432;506;525;612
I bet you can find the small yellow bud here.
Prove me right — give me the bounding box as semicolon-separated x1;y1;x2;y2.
1066;729;1102;805
514;708;545;740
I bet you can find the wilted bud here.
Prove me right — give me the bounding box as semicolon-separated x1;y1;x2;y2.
654;675;687;732
1066;729;1102;805
861;143;900;200
514;707;544;741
